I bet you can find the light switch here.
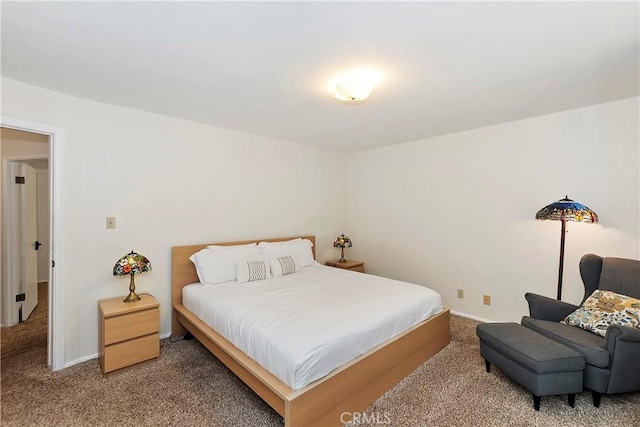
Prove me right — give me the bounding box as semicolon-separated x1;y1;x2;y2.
106;217;116;229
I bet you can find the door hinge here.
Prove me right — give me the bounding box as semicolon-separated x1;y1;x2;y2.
51;260;56;268
15;176;25;184
16;293;26;302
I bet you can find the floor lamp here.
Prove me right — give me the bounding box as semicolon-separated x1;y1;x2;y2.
535;196;598;300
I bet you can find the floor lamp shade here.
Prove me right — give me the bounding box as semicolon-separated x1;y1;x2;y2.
535;196;598;300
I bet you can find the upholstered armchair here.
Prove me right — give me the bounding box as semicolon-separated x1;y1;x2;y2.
521;254;640;407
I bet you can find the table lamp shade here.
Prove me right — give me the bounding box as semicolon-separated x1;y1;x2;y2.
113;251;151;303
535;196;598;300
333;234;352;263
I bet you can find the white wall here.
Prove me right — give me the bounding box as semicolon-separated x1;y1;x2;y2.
3;75;638;365
2;78;347;365
347;97;639;322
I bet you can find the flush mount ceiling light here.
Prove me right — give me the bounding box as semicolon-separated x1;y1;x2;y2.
333;68;382;102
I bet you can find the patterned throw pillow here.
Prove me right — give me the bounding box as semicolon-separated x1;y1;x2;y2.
236;260;270;283
561;290;640;337
275;256;297;277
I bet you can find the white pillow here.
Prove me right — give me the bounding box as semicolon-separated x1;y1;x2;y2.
190;245;262;285
206;242;257;250
270;256;297;277
236;260;271;283
259;238;314;268
257;238;301;246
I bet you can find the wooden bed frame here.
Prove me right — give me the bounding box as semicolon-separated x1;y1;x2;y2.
172;236;450;426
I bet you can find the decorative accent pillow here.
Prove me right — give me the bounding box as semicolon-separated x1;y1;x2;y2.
561;290;640;337
236;260;270;283
270;256;297;277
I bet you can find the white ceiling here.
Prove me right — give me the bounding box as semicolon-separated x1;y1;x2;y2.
2;1;638;152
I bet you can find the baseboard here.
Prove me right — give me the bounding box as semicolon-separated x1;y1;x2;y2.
65;353;98;369
63;332;174;369
450;310;494;323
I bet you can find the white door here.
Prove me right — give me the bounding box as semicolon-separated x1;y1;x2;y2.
20;163;39;320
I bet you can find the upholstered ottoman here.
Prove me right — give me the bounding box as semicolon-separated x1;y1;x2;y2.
476;322;585;410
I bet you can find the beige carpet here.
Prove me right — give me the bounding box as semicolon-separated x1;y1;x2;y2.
0;282;48;359
1;315;639;426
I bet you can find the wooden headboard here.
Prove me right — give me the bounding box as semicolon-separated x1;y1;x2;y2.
171;235;316;335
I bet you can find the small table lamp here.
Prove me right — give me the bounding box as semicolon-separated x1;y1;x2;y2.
333;234;353;263
113;251;152;303
535;196;598;300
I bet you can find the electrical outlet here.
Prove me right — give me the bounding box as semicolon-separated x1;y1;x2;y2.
483;295;491;305
457;289;464;299
106;217;116;229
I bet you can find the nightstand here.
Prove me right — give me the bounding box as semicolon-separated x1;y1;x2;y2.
325;260;365;273
98;294;160;375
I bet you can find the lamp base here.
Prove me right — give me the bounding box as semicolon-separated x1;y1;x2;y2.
123;274;141;303
123;291;141;303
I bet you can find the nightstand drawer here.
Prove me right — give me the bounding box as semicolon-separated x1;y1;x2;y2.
350;264;365;273
104;307;159;345
103;333;159;373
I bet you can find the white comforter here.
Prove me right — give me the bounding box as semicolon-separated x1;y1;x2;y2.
183;264;443;390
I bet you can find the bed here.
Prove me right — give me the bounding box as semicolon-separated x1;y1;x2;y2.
172;236;450;426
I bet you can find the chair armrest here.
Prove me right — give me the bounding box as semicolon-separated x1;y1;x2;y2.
604;324;640;351
602;325;640;394
524;292;578;322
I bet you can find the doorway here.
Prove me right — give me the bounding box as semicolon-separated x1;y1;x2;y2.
1;129;49;361
0;117;65;370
